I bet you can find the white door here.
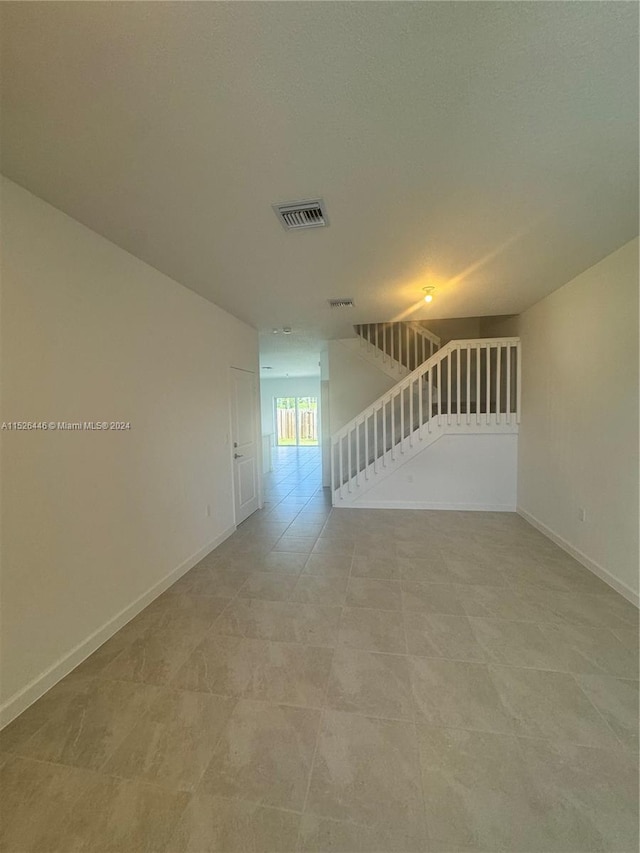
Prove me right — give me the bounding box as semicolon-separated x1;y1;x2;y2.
230;367;260;524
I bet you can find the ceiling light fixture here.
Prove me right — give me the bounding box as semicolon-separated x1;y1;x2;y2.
423;286;435;303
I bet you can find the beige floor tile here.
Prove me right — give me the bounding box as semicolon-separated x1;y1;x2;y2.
102;610;209;686
254;551;308;574
103;689;235;791
237;571;298;601
346;577;402;610
173;564;251;597
488;665;618;748
469;617;569;670
169;794;300;852
298;813;424;852
401;581;465;614
350;554;402;580
312;537;355;555
213;598;342;646
443;555;508;586
538;623;639;679
409;657;514;734
172;634;263;696
285;522;325;539
291;575;349;606
405;612;486;661
326;647;414;720
575;673;639;751
17;679;160;771
144;591;229;622
305;710;426;846
517;737;639;851
338;607;406;653
454;583;544;621
416;725;554;852
303;553;352;578
396;555;452;584
0;676;91;756
40;773;189;853
273;536;317;554
199;699;320;810
243;641;334;707
0;754;97;853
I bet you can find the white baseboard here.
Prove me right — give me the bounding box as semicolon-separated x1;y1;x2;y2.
0;525;236;730
345;500;517;512
517;506;639;607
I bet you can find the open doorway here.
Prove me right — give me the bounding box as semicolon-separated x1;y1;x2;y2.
275;396;319;446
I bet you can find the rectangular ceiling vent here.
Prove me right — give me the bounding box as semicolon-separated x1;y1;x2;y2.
328;298;354;308
273;198;328;231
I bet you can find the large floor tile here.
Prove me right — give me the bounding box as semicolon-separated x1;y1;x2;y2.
396;555;452;584
242;641;334;707
346;577;403;610
101;610;209;686
401;581;465;614
338;606;406;653
199;699;320;810
169;794;300;852
488;665;619;748
405;612;486;661
0;754;97;852
326;647;414;720
305;709;426;847
179;565;251;597
237;572;298;601
213;598;342;646
16;679;160;771
575;673;639;751
172;634;264;696
469;617;569;670
103;688;235;791
518;737;639;851
303;553;353;578
409;657;514;734
39;773;189;852
416;725;554;852
298;813;424;853
254;551;308;574
290;575;349;606
538;622;639;678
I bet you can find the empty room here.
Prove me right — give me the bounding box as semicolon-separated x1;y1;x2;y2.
0;2;638;852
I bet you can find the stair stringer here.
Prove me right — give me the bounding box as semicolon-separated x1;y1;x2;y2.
338;337;409;382
333;417;518;506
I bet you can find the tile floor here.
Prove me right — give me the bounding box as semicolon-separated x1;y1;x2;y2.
1;447;638;852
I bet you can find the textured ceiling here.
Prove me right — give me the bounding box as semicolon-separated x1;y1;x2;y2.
1;1;638;378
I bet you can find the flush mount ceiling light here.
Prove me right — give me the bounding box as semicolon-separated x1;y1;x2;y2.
423;286;435;303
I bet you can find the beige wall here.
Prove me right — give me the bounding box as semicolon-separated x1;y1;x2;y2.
0;179;259;723
518;238;639;601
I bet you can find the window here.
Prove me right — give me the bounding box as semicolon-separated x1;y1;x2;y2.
275;396;318;446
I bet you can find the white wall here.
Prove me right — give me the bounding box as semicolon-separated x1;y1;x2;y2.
259;376;321;439
327;340;396;435
0;179;260;724
352;434;518;511
518;238;639;602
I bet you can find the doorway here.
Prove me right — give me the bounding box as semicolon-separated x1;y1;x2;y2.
230;367;260;524
275;396;319;446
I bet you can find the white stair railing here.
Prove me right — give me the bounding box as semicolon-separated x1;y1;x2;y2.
331;337;521;501
353;322;440;373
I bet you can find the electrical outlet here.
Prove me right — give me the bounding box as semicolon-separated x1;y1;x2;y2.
578;507;586;522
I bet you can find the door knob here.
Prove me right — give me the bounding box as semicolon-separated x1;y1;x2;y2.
234;453;243;459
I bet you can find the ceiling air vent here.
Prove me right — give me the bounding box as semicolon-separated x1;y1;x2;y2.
328;298;354;308
273;198;328;231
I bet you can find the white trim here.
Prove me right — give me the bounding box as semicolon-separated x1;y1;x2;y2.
517;506;639;607
347;500;517;512
0;525;236;729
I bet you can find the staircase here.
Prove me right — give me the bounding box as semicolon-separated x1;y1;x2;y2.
331;327;521;505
